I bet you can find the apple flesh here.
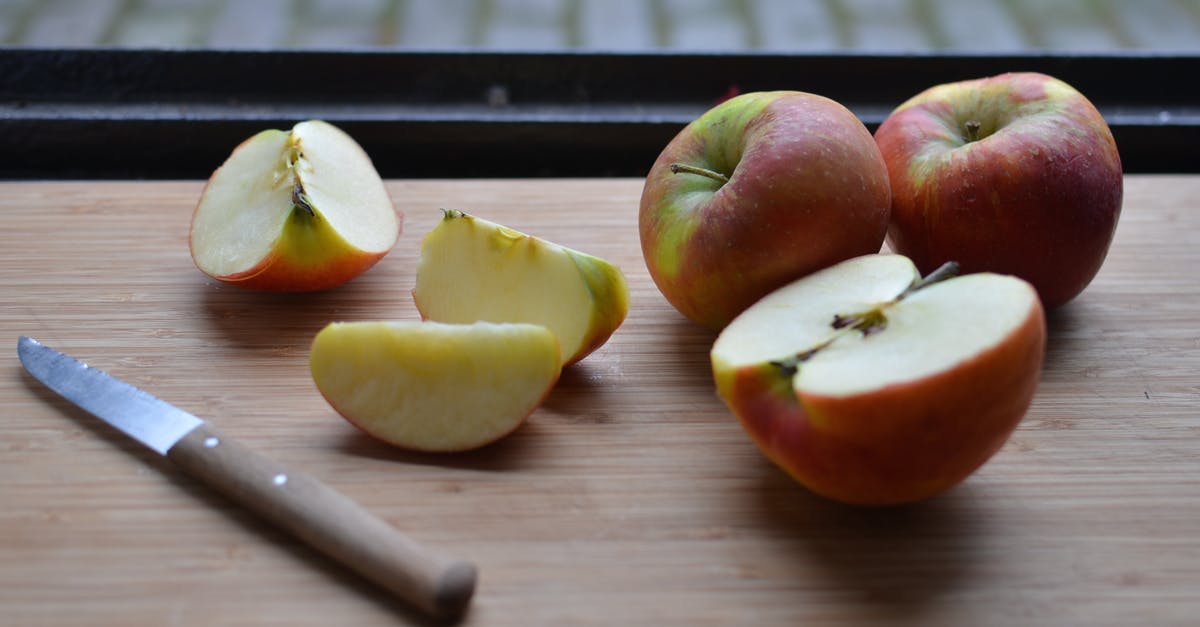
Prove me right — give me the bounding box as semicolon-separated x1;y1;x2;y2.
711;254;1045;506
412;210;629;366
190;119;401;291
310;321;562;452
874;72;1123;309
640;90;892;330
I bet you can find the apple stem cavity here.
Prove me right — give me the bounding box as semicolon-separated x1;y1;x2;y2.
964;119;983;142
670;162;730;185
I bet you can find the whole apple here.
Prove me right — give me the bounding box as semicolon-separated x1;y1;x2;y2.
873;72;1122;309
639;91;892;330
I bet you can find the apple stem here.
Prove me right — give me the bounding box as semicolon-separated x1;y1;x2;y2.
670;163;730;185
898;261;961;301
291;181;315;217
964;119;983;142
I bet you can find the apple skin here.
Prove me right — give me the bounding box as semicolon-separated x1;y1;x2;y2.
309;320;562;453
715;298;1045;507
639;91;892;330
190;121;401;292
874;72;1123;309
412;210;629;366
211;199;391;292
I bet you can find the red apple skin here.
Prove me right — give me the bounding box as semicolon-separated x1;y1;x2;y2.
640;91;891;330
188;172;396;292
719;302;1046;506
874;72;1122;309
214;247;390;292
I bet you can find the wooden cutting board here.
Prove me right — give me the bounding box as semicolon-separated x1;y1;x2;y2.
1;177;1197;626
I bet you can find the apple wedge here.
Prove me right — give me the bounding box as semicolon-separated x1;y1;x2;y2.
310;321;562;452
711;254;1045;506
412;210;629;366
190;119;401;291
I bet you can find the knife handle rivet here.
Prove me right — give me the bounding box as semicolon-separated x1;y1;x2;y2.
273;473;288;486
204;436;219;448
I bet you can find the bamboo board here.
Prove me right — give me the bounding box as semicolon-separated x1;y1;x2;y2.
1;177;1197;626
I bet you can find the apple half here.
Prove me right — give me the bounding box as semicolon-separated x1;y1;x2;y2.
412;210;629;366
310;321;562;452
190;119;401;291
711;254;1045;506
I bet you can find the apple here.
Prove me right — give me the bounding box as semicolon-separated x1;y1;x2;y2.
639;90;892;330
412;210;629;366
711;254;1045;506
190;119;401;291
310;320;562;452
873;71;1123;309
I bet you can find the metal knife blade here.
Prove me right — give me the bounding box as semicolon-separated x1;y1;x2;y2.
18;336;203;454
16;336;476;619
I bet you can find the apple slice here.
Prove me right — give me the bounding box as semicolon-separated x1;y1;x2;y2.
412;210;629;366
190;119;401;291
711;254;1045;506
310;320;561;452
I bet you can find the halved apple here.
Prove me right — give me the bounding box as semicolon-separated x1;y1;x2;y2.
190;120;401;291
412;210;629;366
310;320;562;452
711;254;1046;506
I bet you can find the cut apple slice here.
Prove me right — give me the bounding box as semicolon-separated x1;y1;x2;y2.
310;320;562;452
190;119;401;291
711;254;1046;506
412;210;629;365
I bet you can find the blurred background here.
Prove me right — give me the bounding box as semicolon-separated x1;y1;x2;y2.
1;0;1199;52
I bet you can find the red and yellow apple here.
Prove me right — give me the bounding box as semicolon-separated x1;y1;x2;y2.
711;254;1045;506
190;119;401;291
639;90;892;330
874;71;1122;309
310;320;562;452
412;210;628;366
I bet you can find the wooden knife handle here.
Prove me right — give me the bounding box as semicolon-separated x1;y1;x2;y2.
165;422;476;619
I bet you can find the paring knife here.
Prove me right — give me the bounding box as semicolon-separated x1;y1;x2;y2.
17;336;476;619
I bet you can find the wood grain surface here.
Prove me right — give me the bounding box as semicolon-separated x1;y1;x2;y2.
1;177;1197;626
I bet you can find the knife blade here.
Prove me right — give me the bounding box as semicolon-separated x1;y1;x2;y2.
17;336;476;619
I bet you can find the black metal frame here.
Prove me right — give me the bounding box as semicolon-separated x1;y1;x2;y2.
2;48;1196;178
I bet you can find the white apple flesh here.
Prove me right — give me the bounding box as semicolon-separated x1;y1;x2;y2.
310;321;562;453
712;254;1046;506
412;210;629;366
190;120;400;291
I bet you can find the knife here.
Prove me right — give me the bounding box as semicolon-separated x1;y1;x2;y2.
17;336;476;619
